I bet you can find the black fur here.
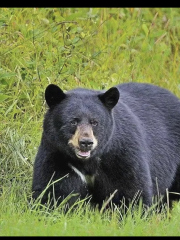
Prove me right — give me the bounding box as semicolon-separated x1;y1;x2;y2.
32;82;180;209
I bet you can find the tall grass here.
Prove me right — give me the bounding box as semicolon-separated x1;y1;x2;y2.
1;8;180;236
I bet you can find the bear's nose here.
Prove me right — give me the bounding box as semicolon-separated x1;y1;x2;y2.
79;138;93;150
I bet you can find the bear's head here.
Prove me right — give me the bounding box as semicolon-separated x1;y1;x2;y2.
43;84;119;161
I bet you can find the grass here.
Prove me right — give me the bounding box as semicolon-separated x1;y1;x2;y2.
1;7;180;236
1;190;180;236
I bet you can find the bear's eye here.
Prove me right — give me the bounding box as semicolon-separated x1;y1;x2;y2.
70;119;78;126
90;119;98;126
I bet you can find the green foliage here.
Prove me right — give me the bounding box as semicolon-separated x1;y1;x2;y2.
1;7;180;236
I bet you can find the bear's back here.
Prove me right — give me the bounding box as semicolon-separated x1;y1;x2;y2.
115;82;180;121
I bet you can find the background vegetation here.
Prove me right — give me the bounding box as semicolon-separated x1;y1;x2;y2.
1;7;180;236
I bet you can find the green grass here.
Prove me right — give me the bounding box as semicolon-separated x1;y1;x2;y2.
1;7;180;236
1;190;180;236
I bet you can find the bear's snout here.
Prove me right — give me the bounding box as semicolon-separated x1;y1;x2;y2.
68;124;98;159
79;137;94;151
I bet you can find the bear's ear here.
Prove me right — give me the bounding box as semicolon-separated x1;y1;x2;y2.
98;87;120;110
45;84;66;108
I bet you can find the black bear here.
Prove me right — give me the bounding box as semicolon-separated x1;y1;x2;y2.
32;82;180;210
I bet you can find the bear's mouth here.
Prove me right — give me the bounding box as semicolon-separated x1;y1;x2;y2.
75;149;91;159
